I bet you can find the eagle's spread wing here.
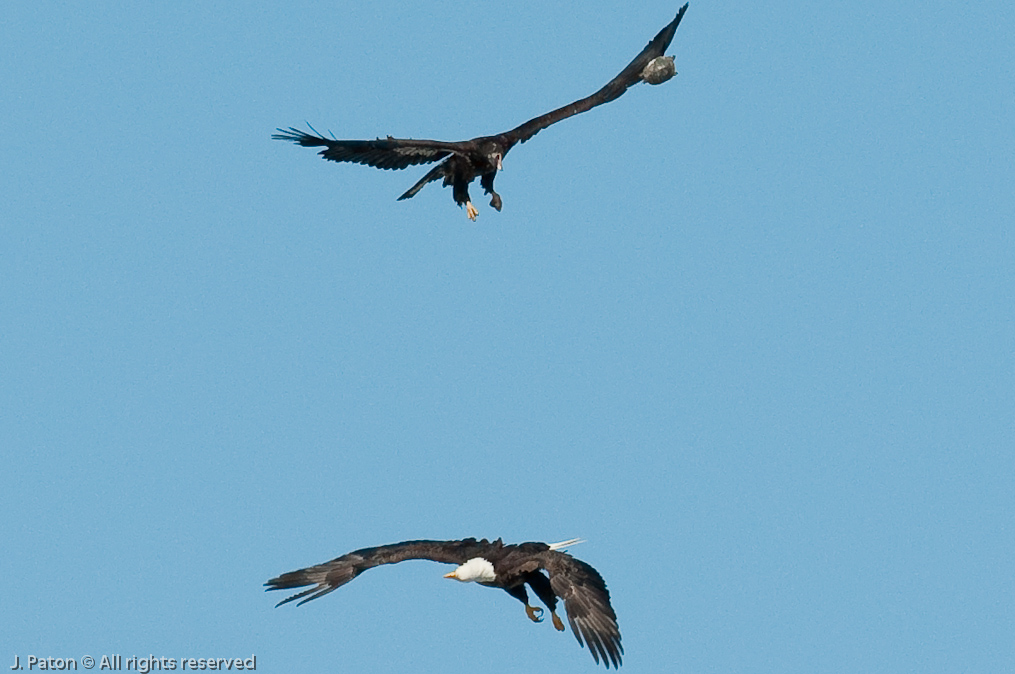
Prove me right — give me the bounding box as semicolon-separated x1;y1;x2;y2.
265;538;493;607
504;3;688;146
272;127;460;170
545;552;623;669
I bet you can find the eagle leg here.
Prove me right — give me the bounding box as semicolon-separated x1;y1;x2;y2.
452;178;477;220
551;610;565;631
525;605;544;623
481;172;503;211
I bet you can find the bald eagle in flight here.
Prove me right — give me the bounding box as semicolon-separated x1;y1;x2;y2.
266;537;623;668
273;4;689;220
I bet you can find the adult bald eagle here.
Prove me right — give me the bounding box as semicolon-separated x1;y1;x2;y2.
266;537;623;668
273;4;689;220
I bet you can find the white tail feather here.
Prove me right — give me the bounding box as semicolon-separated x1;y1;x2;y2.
548;537;586;551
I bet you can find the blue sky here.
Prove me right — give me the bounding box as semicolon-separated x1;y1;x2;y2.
3;0;1012;672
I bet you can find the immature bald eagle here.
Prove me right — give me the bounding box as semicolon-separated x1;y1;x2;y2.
266;537;623;668
273;4;689;220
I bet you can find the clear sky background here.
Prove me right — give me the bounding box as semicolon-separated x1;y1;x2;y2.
2;0;1012;672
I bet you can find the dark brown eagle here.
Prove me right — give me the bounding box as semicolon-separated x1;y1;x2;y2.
273;4;689;220
266;537;623;668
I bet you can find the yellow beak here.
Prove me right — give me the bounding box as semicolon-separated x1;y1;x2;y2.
443;571;458;579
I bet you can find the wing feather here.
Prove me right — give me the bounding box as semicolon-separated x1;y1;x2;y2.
504;3;688;146
265;538;493;607
545;552;624;669
272;127;459;170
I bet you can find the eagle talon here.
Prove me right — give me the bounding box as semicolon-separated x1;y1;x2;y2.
525;605;544;623
465;201;479;221
551;611;565;631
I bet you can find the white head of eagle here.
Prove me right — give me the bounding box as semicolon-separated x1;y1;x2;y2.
444;557;496;583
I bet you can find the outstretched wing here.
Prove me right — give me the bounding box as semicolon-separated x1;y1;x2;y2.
265;538;492;607
504;3;688;146
545;552;623;669
272;127;461;170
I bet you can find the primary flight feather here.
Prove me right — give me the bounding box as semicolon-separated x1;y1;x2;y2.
273;4;689;220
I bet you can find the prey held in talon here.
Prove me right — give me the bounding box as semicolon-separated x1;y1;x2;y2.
273;4;688;220
266;537;623;668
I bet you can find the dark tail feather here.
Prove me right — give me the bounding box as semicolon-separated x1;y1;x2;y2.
398;161;447;200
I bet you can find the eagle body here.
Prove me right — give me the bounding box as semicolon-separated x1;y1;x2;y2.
274;4;689;220
266;537;623;668
396;138;508;219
